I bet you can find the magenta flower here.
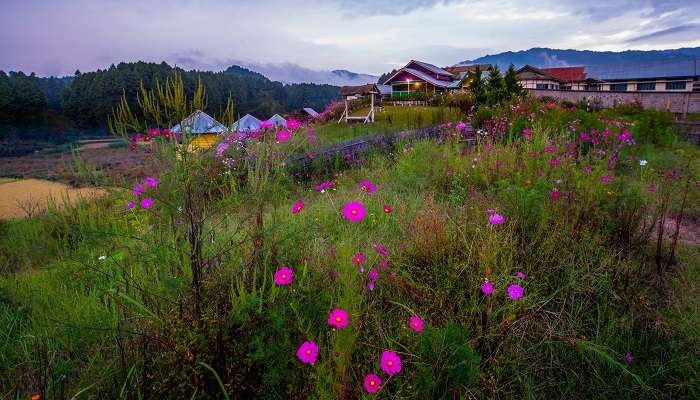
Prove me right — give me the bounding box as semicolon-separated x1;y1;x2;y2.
551;189;560;200
507;284;524;300
351;252;366;266
528;151;537;158
536;170;544;177
274;266;294;286
383;204;393;213
409;315;424;332
144;176;159;188
517;271;526;280
314;181;335;192
358;180;377;193
600;175;610;184
380;350;402;376
259;120;273;129
296;341;319;365
287;118;301;130
551;158;560;168
488;213;505;225
363;373;382;394
544;146;557;153
277;130;291;142
583;166;592;174
456;121;466;131
373;244;389;258
522;128;532;138
647;185;656;193
126;201;136;210
481;281;494;295
140;197;153;209
342;201;366;223
291;200;305;214
368;267;379;282
131;182;145;197
625;351;633;367
328;308;349;329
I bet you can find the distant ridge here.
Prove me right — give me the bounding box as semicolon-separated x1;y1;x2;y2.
456;47;700;69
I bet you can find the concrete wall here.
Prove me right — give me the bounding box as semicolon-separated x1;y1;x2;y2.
528;89;700;115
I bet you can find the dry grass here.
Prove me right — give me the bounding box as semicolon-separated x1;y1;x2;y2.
0;178;105;219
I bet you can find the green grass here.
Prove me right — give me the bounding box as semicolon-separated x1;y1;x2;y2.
1;100;699;399
313;105;464;146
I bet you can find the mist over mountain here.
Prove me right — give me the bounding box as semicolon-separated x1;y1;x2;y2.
456;47;700;69
236;62;378;86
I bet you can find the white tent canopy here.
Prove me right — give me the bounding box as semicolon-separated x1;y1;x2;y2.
267;114;287;128
171;110;227;134
232;114;262;132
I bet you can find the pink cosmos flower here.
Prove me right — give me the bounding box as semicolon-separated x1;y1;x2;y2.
544;146;557;153
363;374;382;394
314;181;335;192
328;308;350;329
551;189;560;200
522;128;532;138
358;180;377;193
373;244;389;258
296;341;319;364
380;350;402;376
409;315;424;332
481;281;494;295
383;204;393;213
291;200;305;214
583;166;592;174
379;259;389;270
287;118;301;130
351;252;366;266
517;271;526;280
489;213;505;225
551;158;560;168
342;201;366;223
456;121;466;131
126;201;136;210
507;284;524;300
274;266;294;285
140;197;153;209
368;268;379;282
536;170;544;177
600;175;610;184
132;182;145;197
144;176;159;188
277;130;291;142
647;185;656;193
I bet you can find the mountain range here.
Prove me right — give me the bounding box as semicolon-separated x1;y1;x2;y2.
236;62;378;86
456;47;700;69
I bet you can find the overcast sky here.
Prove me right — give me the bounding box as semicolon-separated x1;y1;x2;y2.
2;0;700;76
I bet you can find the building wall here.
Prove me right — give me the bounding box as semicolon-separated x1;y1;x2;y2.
520;79;560;90
528;89;700;114
599;78;694;92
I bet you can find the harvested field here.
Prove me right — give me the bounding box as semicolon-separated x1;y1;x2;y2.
0;178;105;219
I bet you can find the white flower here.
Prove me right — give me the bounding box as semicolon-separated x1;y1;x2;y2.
639;159;648;166
98;255;107;260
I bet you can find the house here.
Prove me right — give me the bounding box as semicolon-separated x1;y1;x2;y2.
383;60;464;98
518;60;699;92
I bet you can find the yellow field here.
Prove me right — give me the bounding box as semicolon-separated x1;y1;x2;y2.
0;179;104;219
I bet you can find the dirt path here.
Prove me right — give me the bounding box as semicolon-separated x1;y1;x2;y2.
0;179;105;219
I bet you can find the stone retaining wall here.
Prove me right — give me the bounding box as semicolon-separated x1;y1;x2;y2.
528;89;700;115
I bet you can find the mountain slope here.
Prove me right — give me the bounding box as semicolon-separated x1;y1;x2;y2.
456;47;700;69
239;62;378;86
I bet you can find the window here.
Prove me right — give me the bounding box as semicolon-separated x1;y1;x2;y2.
666;81;686;90
637;82;656;91
610;83;627;92
536;83;551;89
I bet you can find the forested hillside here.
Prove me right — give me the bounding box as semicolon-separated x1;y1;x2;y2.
0;62;340;140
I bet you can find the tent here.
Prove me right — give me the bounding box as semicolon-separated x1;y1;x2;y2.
232;114;262;132
171;110;227;134
267;114;287;128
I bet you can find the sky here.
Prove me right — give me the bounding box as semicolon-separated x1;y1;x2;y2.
1;0;700;77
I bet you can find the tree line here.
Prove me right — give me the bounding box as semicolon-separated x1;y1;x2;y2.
0;62;340;141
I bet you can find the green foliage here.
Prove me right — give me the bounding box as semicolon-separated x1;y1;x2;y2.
417;324;480;398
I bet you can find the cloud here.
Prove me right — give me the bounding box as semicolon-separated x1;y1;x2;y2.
332;0;457;15
626;23;700;44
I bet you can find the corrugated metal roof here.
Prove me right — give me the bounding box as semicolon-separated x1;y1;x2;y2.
171;110;227;134
302;107;319;117
232;114;262;132
585;59;699;81
410;60;454;77
401;68;461;88
267;114;287;128
376;84;392;95
541;66;586;81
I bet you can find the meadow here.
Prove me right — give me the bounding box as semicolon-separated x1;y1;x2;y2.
0;95;698;399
